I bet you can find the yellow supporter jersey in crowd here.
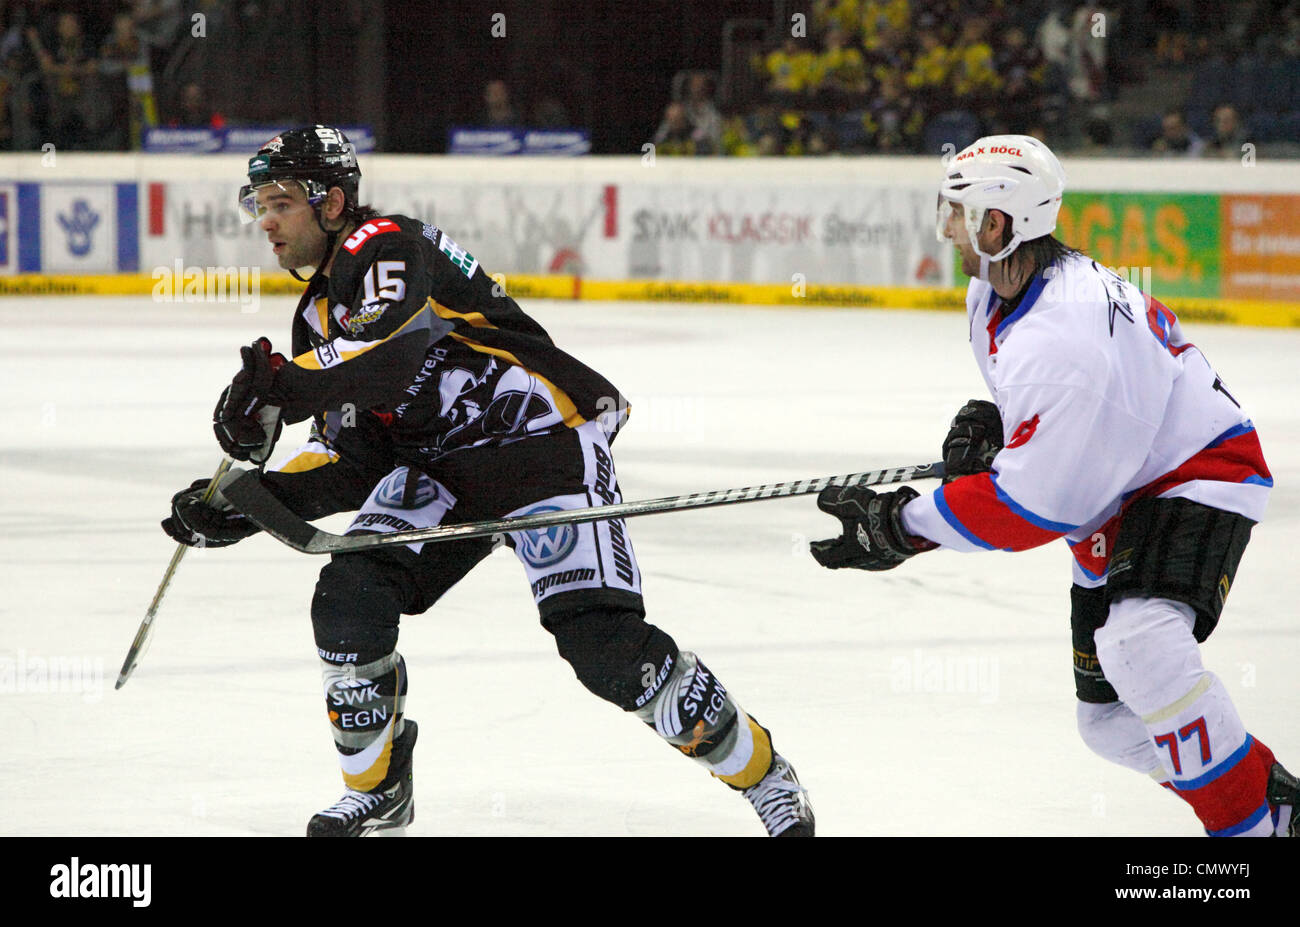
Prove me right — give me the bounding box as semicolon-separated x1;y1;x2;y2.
810;45;868;90
861;0;910;37
951;42;1002;96
906;44;952;91
765;48;818;93
814;0;862;36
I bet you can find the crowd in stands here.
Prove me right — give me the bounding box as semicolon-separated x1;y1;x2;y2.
3;1;1298;158
479;78;572;130
653;0;1300;157
1;0;220;151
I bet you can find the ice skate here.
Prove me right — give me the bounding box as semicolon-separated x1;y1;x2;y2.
307;720;417;837
743;753;814;837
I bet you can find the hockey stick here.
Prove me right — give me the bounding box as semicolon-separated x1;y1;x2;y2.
221;460;946;556
115;458;233;690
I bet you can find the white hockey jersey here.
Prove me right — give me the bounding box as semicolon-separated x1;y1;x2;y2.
901;252;1272;587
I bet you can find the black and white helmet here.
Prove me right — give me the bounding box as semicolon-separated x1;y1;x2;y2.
238;125;361;224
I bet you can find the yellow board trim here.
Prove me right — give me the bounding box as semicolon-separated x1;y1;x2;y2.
6;273;1300;329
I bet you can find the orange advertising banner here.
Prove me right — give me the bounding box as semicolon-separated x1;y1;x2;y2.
1221;195;1300;301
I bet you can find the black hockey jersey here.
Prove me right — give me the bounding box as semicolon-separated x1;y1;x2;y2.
266;214;628;468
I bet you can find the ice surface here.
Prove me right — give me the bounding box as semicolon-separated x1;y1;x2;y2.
2;296;1296;836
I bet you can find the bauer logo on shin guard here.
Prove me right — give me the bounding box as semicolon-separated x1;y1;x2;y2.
635;654;674;708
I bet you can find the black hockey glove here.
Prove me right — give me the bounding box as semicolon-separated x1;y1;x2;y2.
161;478;260;548
214;337;287;464
942;399;1003;483
810;485;937;571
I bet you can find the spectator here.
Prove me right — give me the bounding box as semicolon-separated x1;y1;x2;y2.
130;0;182;56
860;0;911;44
867;71;925;152
1035;2;1076;96
1037;2;1072;71
811;25;869;98
996;25;1046;95
482;79;519;126
682;73;722;154
813;0;862;39
906;26;953;108
171;80;223;128
951;17;1001;101
100;12;147;73
992;25;1048;132
0;3;30;149
862;22;911;86
26;11;99;149
531;95;569;128
1079;109;1115;153
129;0;182;88
1150;109;1204;156
720;113;757;156
1;5;27;65
763;36;817;96
19;0;61;54
750;102;790;155
99;12;158;149
652;101;696;155
1204;103;1247;158
1066;4;1110;102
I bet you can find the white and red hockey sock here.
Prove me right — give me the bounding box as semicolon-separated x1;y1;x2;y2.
1141;674;1276;836
1095;597;1274;836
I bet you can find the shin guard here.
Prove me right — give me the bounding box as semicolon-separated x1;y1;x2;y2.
634;651;773;790
320;650;408;792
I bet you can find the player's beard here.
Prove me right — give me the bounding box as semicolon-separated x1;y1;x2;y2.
958;244;979;278
279;228;327;272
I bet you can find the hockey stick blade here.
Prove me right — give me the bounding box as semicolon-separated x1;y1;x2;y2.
223;461;946;556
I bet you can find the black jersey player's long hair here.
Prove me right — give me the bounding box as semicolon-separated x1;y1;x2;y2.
345;199;380;226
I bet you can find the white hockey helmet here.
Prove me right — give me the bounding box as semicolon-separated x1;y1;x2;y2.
936;134;1066;272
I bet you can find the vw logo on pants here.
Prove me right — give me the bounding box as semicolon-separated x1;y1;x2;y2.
374;468;440;509
517;505;577;568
